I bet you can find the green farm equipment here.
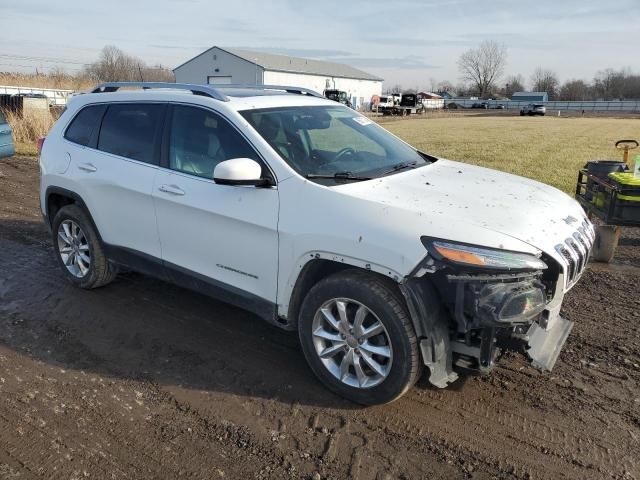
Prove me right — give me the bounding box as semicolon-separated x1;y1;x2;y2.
575;140;640;262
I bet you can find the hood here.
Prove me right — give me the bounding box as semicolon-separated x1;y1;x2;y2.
336;159;587;259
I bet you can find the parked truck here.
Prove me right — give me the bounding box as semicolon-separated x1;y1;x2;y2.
377;92;424;116
323;89;353;108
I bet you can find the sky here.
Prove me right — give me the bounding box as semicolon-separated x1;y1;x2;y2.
2;0;640;89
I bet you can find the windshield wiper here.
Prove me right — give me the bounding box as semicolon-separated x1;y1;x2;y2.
379;161;418;176
305;171;373;181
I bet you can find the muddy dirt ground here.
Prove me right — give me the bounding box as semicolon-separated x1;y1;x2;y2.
0;156;638;480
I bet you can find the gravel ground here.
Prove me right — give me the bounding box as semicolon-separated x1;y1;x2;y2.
0;156;638;480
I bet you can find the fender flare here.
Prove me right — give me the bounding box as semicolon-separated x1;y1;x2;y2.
279;250;408;319
44;186;103;243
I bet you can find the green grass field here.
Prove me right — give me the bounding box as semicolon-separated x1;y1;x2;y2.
383;115;639;193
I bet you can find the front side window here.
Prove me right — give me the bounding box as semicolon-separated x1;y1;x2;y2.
97;103;164;164
241;105;428;182
64;104;105;147
169;105;259;179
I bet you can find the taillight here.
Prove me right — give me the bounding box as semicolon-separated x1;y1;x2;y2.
36;136;46;154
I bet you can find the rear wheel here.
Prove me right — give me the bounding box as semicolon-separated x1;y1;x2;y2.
298;270;422;405
52;204;118;289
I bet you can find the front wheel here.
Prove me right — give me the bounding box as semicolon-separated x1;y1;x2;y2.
298;270;422;405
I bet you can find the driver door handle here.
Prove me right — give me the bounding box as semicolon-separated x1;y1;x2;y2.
78;162;97;173
158;184;185;196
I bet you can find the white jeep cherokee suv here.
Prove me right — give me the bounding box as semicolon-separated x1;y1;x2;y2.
40;82;594;405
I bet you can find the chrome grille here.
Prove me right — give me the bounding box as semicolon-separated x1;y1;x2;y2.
555;219;595;289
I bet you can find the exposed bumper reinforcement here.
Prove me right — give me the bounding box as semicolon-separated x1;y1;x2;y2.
526;315;574;371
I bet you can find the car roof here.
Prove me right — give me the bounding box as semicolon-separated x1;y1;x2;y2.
69;87;338;112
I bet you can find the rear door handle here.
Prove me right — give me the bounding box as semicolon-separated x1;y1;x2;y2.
158;184;185;196
78;162;97;172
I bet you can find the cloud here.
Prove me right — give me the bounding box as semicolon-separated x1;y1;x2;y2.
235;47;353;58
334;56;439;70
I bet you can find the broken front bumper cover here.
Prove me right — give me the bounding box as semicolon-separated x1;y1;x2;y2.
525;315;574;370
401;273;574;389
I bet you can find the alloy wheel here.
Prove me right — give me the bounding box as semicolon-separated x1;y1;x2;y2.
57;220;91;278
311;298;393;388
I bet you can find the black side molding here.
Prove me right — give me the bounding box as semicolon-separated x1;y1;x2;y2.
103;244;282;328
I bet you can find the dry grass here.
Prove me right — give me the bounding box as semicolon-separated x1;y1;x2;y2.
0;72;93;91
383;115;640;193
5;109;55;155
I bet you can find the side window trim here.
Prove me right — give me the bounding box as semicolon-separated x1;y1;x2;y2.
159;104;173;170
163;102;277;184
88;105;108;149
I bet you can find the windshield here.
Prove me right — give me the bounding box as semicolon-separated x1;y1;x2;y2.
241;105;429;181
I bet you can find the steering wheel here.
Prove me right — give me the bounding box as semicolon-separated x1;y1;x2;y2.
615;139;639;162
615;139;639;151
334;147;356;162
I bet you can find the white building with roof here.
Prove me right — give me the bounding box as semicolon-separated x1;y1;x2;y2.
173;47;383;109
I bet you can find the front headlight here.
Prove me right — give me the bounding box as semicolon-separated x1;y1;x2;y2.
421;237;547;271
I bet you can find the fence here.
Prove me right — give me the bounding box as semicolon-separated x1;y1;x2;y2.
0;85;73;107
444;98;640;112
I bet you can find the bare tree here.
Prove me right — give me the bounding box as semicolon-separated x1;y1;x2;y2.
504;74;524;97
559;79;591;101
457;40;507;98
385;84;403;94
437;80;455;93
48;66;72;89
593;68;633;100
530;67;559;99
83;45;174;83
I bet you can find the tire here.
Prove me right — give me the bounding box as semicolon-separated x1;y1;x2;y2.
51;204;118;289
298;269;422;405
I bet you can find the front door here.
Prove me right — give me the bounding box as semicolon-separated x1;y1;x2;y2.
153;104;279;306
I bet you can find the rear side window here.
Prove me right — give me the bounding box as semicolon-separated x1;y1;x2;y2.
64;105;105;147
98;104;164;164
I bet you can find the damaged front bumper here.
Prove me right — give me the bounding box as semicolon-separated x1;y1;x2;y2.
401;267;573;388
523;314;573;370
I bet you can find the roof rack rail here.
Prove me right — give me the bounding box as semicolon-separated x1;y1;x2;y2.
90;82;230;102
218;84;324;98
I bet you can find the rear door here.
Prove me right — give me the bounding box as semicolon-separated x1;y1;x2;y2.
153;104;279;305
67;102;165;260
0;110;15;158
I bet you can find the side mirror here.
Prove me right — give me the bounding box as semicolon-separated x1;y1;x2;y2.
213;158;266;186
